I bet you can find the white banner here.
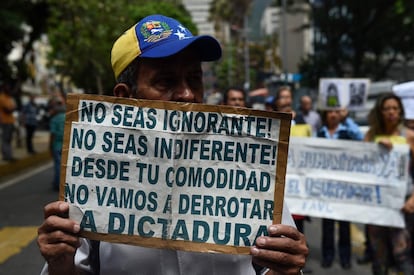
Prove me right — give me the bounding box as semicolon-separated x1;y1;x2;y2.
285;137;410;228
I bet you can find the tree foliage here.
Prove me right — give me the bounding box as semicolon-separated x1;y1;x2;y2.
209;0;253;31
0;0;48;83
46;0;194;94
299;0;414;88
209;0;254;90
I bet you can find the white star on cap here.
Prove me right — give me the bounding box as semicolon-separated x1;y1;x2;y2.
174;29;186;40
178;25;187;32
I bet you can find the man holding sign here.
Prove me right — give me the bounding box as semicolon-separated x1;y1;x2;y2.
37;14;307;275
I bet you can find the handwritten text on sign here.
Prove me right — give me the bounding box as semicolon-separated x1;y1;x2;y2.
284;137;409;228
61;94;291;254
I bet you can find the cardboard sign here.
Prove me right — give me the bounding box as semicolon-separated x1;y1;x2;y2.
60;94;292;254
318;78;370;110
393;81;414;120
285;137;410;228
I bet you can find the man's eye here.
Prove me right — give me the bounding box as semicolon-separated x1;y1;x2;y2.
188;74;202;83
156;78;175;88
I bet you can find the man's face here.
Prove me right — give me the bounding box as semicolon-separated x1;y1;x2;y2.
276;89;292;112
300;96;312;112
225;89;245;107
326;110;341;126
135;48;203;103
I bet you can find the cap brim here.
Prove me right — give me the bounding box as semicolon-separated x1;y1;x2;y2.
140;35;221;61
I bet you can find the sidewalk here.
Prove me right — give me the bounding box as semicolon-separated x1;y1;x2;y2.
0;129;51;181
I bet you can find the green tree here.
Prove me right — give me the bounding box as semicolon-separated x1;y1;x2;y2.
298;0;414;88
46;0;194;94
0;0;48;84
209;0;253;90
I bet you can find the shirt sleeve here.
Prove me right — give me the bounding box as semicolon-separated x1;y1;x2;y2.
343;117;363;140
282;201;296;227
39;238;93;275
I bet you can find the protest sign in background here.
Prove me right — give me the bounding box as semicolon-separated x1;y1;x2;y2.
393;81;414;120
60;94;292;254
285;137;410;228
318;78;370;110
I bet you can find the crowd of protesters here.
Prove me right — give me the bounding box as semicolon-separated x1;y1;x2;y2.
2;72;414;274
0;82;67;190
2;74;414;274
214;84;414;275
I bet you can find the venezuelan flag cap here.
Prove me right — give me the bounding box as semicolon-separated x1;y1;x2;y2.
111;14;222;79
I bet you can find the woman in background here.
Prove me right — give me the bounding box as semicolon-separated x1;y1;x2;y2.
365;92;414;275
317;108;363;270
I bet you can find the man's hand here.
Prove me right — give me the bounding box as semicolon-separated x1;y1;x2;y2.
37;201;81;275
403;193;414;214
251;225;308;275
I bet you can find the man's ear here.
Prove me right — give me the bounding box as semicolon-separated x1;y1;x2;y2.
113;83;131;98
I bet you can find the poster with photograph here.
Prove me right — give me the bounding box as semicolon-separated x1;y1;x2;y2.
318;78;370;110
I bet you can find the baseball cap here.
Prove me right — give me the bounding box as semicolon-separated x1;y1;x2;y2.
111;14;222;79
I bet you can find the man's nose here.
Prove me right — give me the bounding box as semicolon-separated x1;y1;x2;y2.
172;81;196;102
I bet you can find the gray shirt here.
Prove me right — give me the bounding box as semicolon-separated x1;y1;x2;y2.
301;110;321;135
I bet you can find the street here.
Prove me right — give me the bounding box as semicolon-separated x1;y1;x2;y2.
0;163;372;275
0;162;56;275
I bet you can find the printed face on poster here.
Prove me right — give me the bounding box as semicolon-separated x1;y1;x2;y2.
60;94;291;255
318;78;370;110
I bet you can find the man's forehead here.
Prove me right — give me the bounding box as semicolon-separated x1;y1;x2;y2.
229;89;244;96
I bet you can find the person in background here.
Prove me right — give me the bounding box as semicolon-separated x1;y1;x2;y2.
317;108;363;270
405;119;414;130
273;86;295;115
21;94;38;154
0;83;17;161
274;86;311;137
274;85;311;223
37;14;308;275
339;108;370;265
365;93;414;275
223;86;246;107
273;85;312;273
356;226;373;265
264;96;275;112
339;108;364;140
296;95;321;134
49;98;66;191
353;105;373;266
205;84;223;105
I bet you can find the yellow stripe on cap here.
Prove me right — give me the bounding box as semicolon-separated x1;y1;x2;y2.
111;24;141;79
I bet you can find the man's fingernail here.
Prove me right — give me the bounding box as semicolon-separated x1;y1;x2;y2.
59;203;67;211
256;237;265;246
74;224;80;233
251;246;260;256
268;225;278;234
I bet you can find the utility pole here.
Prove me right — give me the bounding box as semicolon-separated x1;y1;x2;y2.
243;14;250;92
226;24;233;86
281;0;288;80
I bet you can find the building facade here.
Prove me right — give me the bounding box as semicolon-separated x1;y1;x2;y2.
261;4;313;74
